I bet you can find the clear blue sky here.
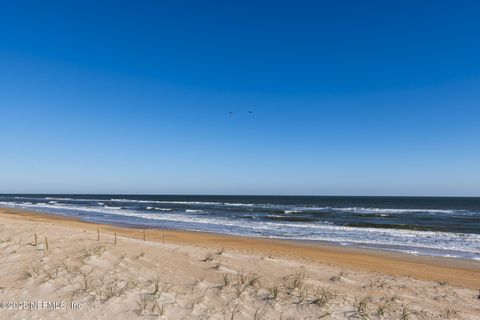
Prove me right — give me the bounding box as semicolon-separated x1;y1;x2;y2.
1;1;479;196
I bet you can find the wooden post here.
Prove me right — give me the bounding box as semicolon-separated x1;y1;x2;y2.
97;228;100;241
34;233;37;246
114;232;117;245
143;229;146;242
45;237;48;251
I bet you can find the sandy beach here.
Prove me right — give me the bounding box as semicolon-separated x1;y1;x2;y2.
0;207;479;319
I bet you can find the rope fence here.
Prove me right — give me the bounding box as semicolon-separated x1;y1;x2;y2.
30;227;168;255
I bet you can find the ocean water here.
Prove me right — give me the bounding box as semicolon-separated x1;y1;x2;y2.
1;194;479;260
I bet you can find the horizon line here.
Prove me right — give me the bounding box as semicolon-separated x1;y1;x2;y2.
0;193;479;199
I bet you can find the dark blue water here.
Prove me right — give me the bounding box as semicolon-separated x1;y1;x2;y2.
1;194;480;260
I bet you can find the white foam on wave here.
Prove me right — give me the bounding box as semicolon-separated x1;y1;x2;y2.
10;196;103;202
0;201;132;216
145;207;172;211
284;210;302;214
341;207;468;215
223;202;256;207
293;206;461;214
109;198;222;206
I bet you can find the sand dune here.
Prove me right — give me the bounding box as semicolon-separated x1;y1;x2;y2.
0;208;479;319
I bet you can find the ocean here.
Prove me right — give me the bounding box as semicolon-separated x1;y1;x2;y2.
1;194;479;260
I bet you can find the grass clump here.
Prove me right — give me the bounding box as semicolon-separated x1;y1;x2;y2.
266;283;280;301
236;272;260;287
310;287;336;310
345;297;371;319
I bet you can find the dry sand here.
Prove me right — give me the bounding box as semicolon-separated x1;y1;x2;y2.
0;208;479;319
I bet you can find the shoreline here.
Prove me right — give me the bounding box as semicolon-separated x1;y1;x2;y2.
1;207;479;288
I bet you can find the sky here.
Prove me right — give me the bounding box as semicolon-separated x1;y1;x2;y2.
0;1;479;196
